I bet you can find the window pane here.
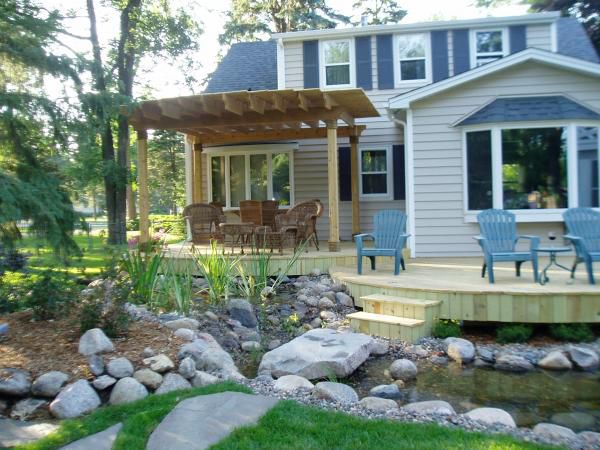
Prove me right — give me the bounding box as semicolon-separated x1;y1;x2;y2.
362;174;387;194
250;154;267;201
400;60;426;80
211;156;226;204
324;41;349;64
476;31;503;53
361;150;387;172
272;153;291;206
577;127;599;207
398;34;425;58
326;65;350;85
467;131;493;210
502;128;567;210
229;155;246;207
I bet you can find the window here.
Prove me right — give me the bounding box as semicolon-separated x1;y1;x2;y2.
396;33;428;81
466;130;493;210
321;39;354;87
472;29;506;67
578;127;600;207
360;147;393;198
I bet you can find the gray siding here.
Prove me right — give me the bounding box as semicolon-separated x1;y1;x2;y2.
526;24;552;50
284;41;303;90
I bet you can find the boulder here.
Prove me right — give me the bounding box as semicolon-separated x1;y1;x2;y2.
164;318;200;331
178;357;196;379
178;333;244;380
389;359;418;381
204;311;219;321
92;375;116;390
359;397;399;412
273;375;314;392
78;328;114;356
550;412;596;431
304;297;319;307
370;341;389;356
267;339;281;350
403;400;455;416
494;354;534;372
537;351;572;371
49;380;101;419
174;328;196;342
319;311;336;321
109;377;148;405
464;407;516;428
241;341;261;352
430;356;449;365
318;297;334;310
228;299;257;328
134;369;163;390
142;347;155;358
88;355;104;376
369;384;402;399
191;371;219;387
477;348;495;364
532;423;577;440
444;338;475;364
107;357;134;378
312;382;358;404
321;291;336;302
568;346;599;371
0;368;31;397
31;371;69;398
155;373;192;395
406;345;429;358
335;292;353;307
578;431;600;447
258;328;374;379
10;398;48;421
143;354;175;373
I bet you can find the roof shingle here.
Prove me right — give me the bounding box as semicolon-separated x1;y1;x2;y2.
556;17;599;63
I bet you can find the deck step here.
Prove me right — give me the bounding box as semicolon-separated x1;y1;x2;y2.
347;312;427;343
361;294;441;321
360;294;441;307
347;311;424;326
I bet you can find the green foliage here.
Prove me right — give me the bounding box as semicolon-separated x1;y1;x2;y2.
496;324;534;344
120;249;162;304
549;323;594;342
194;241;239;304
155;260;194;315
352;0;407;25
24;270;78;320
78;277;131;337
282;312;301;335
432;319;462;338
150;215;185;239
148;131;185;214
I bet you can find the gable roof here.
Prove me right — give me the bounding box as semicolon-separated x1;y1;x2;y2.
389;48;600;109
557;17;599;64
204;41;277;93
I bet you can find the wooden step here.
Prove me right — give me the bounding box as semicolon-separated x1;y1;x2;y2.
361;294;441;321
347;311;424;326
360;294;441;307
347;311;428;343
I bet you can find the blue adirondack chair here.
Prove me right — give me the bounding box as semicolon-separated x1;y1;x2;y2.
563;207;600;285
474;209;540;284
355;210;410;276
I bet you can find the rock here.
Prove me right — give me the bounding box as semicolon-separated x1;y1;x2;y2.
310;268;321;276
477;348;495;363
568;346;599;370
389;359;418;381
0;419;59;447
0;399;8;415
10;398;48;421
537;351;572;371
174;328;195;342
178;333;244;380
133;369;163;390
109;377;148;405
164;318;200;331
204;311;219;321
407;345;429;358
369;384;402;399
473;358;492;368
142;347;155;358
92;375;116;390
532;423;577;440
155;373;192;395
312;382;358;404
49;380;101;419
464;407;516;428
0;368;31;397
178;357;196;379
273;375;314;392
60;423;122;450
403;400;456;416
191;371;219;387
267;315;280;326
578;431;600;447
267;339;281;350
369;341;389;356
88;355;104;376
393;380;405;388
107;357;135;378
78;328;114;356
444;337;475;364
335;292;353;307
31;371;69;397
320;311;336;321
318;297;335;310
260;286;275;299
0;323;8;337
305;296;319;307
430;356;449;365
550;412;596;431
241;341;261;352
321;291;336;302
359;397;399;412
228;298;257;328
143;354;175;373
258;328;374;380
494;354;534;372
309;317;322;329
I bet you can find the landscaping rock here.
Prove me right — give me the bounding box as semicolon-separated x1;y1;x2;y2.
178;357;196;379
477;348;496;363
550;412;596;431
273;375;314;392
92;375;116;390
319;310;336;321
304;296;319;307
142;347;155;358
174;328;195;342
204;311;219;321
430;356;449;365
267;339;281;350
537;351;572;370
369;384;401;399
568;346;599;370
31;371;69;397
10;398;48;421
370;341;389;356
164;318;200;331
444;337;475;364
0;399;8;415
88;355;104;376
318;297;334;310
0;419;58;447
49;380;100;419
258;328;374;379
389;359;418;381
335;292;353;307
406;345;429;358
359;397;399;412
228;299;257;328
403;400;455;416
532;423;577;440
0;368;31;397
494;354;535;372
61;423;122;450
109;377;148;405
312;382;358;404
143;354;175;373
107;357;134;378
155;373;191;395
321;291;336;302
578;431;600;447
133;369;163;390
178;333;244;380
191;371;219;387
241;341;261;352
464;407;516;428
0;323;9;338
78;328;114;356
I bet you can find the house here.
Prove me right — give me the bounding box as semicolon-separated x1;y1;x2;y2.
174;12;600;257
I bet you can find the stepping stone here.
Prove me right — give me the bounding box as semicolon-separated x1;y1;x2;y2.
146;392;278;450
60;423;122;450
0;418;59;447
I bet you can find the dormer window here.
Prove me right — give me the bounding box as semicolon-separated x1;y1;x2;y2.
393;33;431;86
472;29;507;67
320;39;354;88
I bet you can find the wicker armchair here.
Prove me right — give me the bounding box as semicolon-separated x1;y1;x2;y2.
275;199;323;250
261;200;280;230
239;200;263;226
183;203;225;244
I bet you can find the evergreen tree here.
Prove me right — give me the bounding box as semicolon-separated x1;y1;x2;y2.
352;0;407;25
148;130;185;214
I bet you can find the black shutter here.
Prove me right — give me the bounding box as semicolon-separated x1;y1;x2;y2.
376;34;394;89
452;29;470;75
355;36;372;90
393;144;405;200
303;40;319;88
431;30;449;82
339;146;352;201
509;25;527;53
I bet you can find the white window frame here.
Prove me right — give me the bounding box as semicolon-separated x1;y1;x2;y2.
206;144;296;210
319;38;355;89
470;28;508;69
393;32;432;87
462;120;600;223
359;145;394;200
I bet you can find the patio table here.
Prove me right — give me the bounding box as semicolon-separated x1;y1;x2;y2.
218;222;255;254
536;246;572;285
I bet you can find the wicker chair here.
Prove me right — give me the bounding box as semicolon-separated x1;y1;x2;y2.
275;199;324;250
239;200;263;226
261;200;280;230
183;203;225;245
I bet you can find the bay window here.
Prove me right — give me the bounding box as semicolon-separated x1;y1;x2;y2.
321;39;354;87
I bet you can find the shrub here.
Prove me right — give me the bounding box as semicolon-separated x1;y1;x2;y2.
120;249;162;304
0;248;28;272
25;270;78;320
78;278;130;337
194;241;239;304
155;260;194;315
549;323;594;342
150;215;186;239
432;319;462;338
496;324;533;344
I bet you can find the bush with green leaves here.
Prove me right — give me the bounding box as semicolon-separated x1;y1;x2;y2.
194;241;239;304
549;323;594;342
496;324;534;344
24;270;78;320
154;260;195;315
432;319;462;338
120;249;162;304
78;277;131;337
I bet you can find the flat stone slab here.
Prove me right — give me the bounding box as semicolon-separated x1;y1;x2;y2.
60;423;122;450
0;418;59;447
146;392;278;450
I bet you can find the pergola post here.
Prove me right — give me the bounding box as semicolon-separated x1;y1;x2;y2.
350;134;360;236
137;129;149;243
192;141;203;203
326;121;340;252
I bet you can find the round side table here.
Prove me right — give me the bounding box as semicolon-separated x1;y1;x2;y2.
535;246;571;285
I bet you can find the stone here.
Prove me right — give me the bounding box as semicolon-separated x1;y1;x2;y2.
133;369;163;390
78;328;114;356
10;398;48;421
403;400;456;416
304;296;319;307
370;341;389;356
318;297;335;310
407;345;429;358
178;357;196;379
477;348;495;363
494;354;535;372
444;337;475;364
241;341;261;352
319;310;336;321
204;311;219;321
389;359;418;381
258;328;374;380
155;373;192;395
49;380;101;419
0;323;8;337
537;351;573;371
61;423;122;450
109;377;148;405
335;292;353;307
369;384;402;399
164;318;200;331
146;392;278;450
550;412;596;431
578;431;600;447
321;291;336;302
0;399;7;415
178;333;244;380
143;354;175;373
88;355;104;376
430;356;449;365
273;375;314;392
0;419;59;447
228;298;257;328
142;347;155;358
309;317;322;329
568;346;599;370
473;358;492;368
393;380;405;388
359;397;399;412
464;407;516;428
174;328;195;341
31;371;69;397
312;382;358;404
92;375;116;390
532;423;577;440
191;371;219;387
0;368;31;397
107;357;135;378
267;339;281;350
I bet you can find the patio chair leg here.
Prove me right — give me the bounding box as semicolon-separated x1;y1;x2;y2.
394;257;400;275
571;259;578;279
481;263;486;278
400;258;406;271
515;261;522;277
585;260;595;285
532;257;539;283
357;255;363;275
487;260;495;284
369;256;376;271
313;233;320;251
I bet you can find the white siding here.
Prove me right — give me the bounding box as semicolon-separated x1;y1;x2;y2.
447;30;454;77
527;24;552;50
285;41;303;89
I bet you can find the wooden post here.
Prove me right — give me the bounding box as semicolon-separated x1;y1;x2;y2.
137;129;149;243
326;121;340;252
193;141;203;203
350;134;360;236
184;135;193;206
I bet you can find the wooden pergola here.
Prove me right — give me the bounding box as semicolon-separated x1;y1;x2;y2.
125;88;380;251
